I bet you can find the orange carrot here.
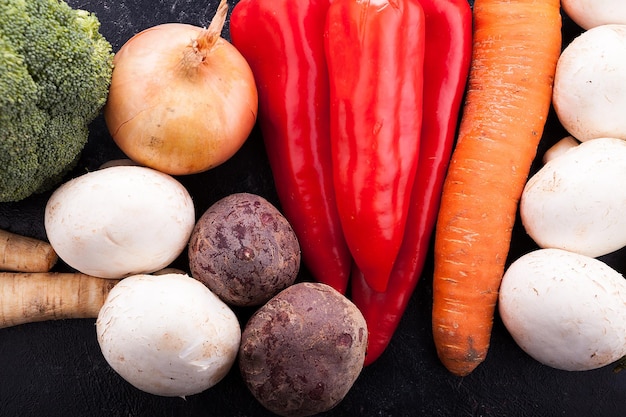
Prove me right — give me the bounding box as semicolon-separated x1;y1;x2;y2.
0;229;58;273
0;272;119;329
431;0;562;377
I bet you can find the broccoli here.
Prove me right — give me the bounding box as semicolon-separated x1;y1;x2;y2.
0;0;114;202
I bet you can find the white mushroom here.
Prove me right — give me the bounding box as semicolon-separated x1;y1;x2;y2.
561;0;626;30
44;165;195;278
98;158;140;169
96;273;241;397
499;248;626;371
520;137;626;258
541;136;580;164
552;24;626;142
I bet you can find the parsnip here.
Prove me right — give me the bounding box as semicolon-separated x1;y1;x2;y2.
0;229;58;273
0;272;119;329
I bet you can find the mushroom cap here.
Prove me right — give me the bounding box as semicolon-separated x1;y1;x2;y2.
96;273;241;397
553;24;626;142
521;137;626;258
44;165;195;278
499;248;626;371
562;0;626;30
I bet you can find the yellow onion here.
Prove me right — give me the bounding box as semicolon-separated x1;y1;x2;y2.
104;0;258;175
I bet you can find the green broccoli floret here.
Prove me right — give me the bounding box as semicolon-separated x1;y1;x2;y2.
0;0;114;202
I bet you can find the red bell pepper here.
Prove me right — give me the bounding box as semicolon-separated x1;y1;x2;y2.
324;0;426;293
351;0;473;365
229;0;352;293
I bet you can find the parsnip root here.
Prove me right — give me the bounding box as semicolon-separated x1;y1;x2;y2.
0;272;119;329
0;229;58;273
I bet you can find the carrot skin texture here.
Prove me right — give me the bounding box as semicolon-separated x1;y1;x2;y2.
351;0;472;366
0;229;58;273
432;0;562;376
325;0;425;293
230;0;352;294
0;272;119;329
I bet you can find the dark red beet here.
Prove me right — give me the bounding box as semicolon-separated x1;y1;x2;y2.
188;192;300;307
238;282;368;417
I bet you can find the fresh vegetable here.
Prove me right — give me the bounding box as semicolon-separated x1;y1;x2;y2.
350;0;472;366
152;267;187;276
0;0;113;202
499;248;626;371
0;229;58;272
431;0;562;377
44;166;195;279
104;0;258;176
0;272;118;329
561;0;626;30
230;0;352;294
541;135;580;164
239;282;367;417
98;158;139;169
324;0;425;293
188;193;301;307
552;24;626;142
96;273;241;397
521;137;626;258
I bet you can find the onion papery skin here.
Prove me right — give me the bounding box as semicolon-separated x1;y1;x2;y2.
104;23;258;175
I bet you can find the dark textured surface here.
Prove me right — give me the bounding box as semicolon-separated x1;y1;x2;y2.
189;193;301;307
239;282;368;417
2;1;626;416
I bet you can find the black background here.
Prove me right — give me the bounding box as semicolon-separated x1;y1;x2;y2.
2;1;626;416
